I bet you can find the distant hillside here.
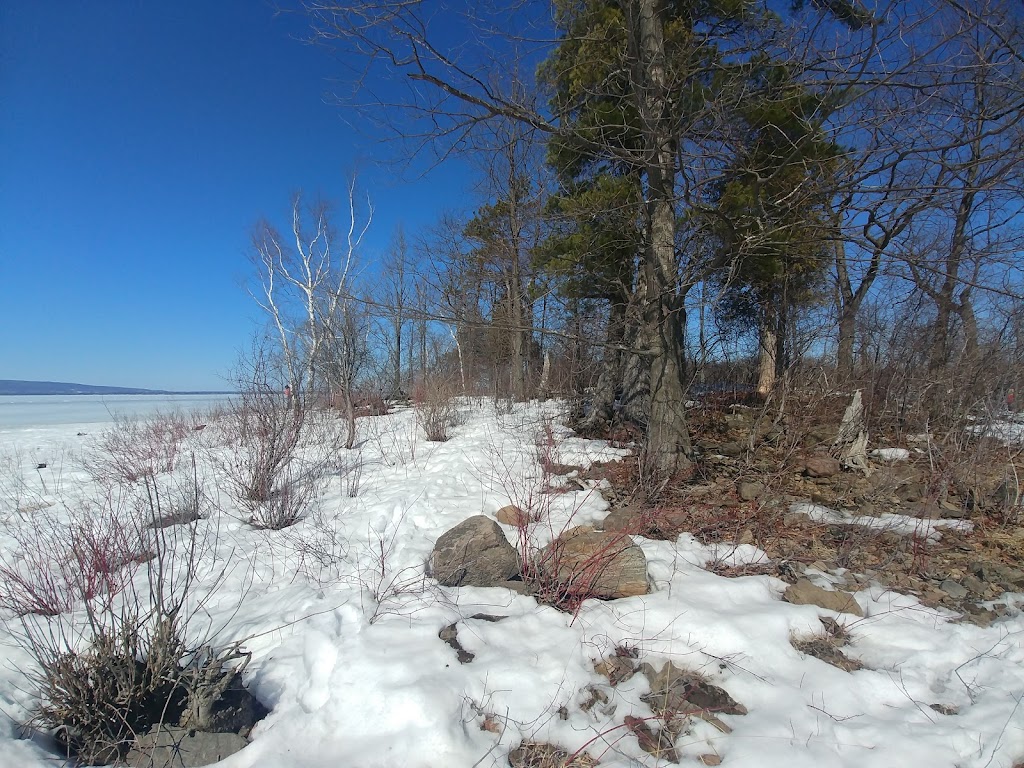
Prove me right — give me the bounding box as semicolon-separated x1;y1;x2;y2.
0;380;228;396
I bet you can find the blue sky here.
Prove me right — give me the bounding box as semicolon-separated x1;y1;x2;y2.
0;1;470;391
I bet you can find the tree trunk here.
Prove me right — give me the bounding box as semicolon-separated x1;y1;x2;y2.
582;298;626;430
538;350;552;399
837;303;857;381
630;0;692;475
392;319;403;395
756;314;778;396
508;278;527;399
958;293;978;364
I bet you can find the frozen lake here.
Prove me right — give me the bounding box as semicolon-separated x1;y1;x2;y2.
0;394;232;431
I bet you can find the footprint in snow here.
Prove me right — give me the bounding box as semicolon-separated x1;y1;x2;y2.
298;630;339;713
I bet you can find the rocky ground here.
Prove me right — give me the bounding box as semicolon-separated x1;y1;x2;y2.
582;394;1024;631
420;395;1024;766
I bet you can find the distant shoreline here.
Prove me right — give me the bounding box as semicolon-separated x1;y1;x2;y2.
1;391;236;396
0;380;234;397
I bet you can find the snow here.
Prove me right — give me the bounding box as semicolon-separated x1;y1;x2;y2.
0;400;1023;768
870;447;911;462
789;502;973;541
965;414;1024;445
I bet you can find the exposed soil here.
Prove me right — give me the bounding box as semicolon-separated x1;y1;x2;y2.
578;394;1024;625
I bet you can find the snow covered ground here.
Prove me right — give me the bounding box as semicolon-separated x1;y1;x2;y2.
0;400;1022;768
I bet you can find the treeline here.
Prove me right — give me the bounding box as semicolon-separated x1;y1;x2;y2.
245;0;1024;472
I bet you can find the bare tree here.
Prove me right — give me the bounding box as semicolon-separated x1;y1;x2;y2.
249;178;372;409
380;225;412;397
303;0;709;471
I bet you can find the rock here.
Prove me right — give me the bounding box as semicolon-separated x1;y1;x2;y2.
495;504;531;527
962;575;987;596
969;561;1024;589
737;481;765;501
718;442;744;457
126;728;247;767
994;480;1021;508
501;579;531;595
600;506;645;533
963;606;997;627
725;411;751;427
897;482;926;503
640;662;747;719
430;516;521;587
439;623;474;663
783;578;863;617
806;426;834;445
803;457;841;478
738;528;755;546
539;528;648;599
939;504;968;520
939;580;968;600
508;742;597;768
784;510;813;526
698;756;723;766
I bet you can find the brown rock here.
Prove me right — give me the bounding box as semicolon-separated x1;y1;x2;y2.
539;527;648;599
803;457;841;478
784;510;813;526
783;578;863;617
640;662;747;726
495;504;531;527
737;480;765;501
508;743;597;768
430;515;521;587
600;505;645;533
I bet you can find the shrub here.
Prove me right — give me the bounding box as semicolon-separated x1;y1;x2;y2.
218;386;306;506
246;466;323;530
215;388;336;529
82;411;200;486
0;498;147;616
14;474;253;764
413;377;463;442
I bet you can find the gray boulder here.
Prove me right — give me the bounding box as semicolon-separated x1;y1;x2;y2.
126;728;247;767
430;515;521;587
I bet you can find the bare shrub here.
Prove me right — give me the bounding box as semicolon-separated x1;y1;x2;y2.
521;530;637;615
413;377;464;442
0;446;49;516
340;451;364;498
218;386;305;507
82;411;200;486
14;474;253;765
352;508;435;623
0;496;147;616
213;386;340;529
245;465;325;530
